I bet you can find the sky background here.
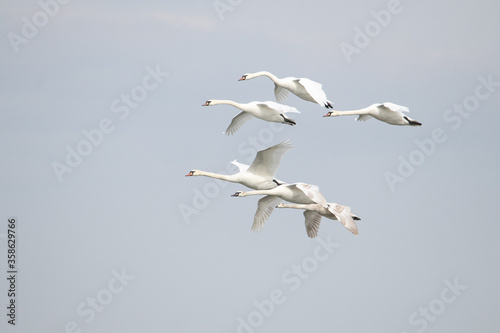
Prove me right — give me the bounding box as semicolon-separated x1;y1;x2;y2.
1;0;500;332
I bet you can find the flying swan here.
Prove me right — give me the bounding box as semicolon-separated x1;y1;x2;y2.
238;71;334;109
323;102;422;126
232;183;336;234
275;202;361;238
186;140;293;190
202;99;300;135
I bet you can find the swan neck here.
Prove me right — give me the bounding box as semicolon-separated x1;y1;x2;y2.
280;203;311;210
197;171;234;182
243;189;270;196
334;108;368;116
212;100;243;109
251;71;279;83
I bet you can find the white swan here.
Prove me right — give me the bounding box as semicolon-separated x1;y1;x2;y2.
231;183;331;233
202;99;300;135
238;71;334;109
276;203;361;238
186;140;293;190
323;102;422;126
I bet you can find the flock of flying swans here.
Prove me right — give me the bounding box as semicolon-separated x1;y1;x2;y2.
187;71;422;238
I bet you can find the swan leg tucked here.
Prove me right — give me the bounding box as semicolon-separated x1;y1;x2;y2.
280;114;296;125
403;116;422;126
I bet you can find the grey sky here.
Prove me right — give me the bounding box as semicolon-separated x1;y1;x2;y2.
1;0;499;332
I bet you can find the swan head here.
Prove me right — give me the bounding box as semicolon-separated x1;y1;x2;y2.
239;71;271;81
185;170;200;177
275;203;287;208
239;72;261;81
202;100;226;106
323;110;339;117
231;191;247;197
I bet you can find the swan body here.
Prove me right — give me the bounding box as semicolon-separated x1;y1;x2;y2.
231;183;331;233
323;102;422;126
276;203;361;238
186;140;292;190
202;99;300;135
239;71;334;109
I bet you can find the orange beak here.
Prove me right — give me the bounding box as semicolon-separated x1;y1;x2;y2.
185;171;194;176
202;101;210;106
323;112;332;117
238;75;246;81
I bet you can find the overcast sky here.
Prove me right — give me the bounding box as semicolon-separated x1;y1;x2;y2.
1;1;500;332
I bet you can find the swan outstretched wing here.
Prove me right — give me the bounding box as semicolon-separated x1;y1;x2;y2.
297;78;332;107
380;103;409;113
225;111;253;136
230;160;249;172
247;140;293;178
258;101;300;114
328;203;359;235
274;84;290;103
251;195;282;233
294;183;328;207
304;211;322;238
356;114;373;122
